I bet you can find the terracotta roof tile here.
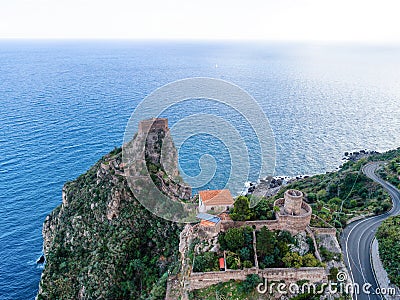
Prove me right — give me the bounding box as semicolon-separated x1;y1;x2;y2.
200;220;217;227
199;189;234;206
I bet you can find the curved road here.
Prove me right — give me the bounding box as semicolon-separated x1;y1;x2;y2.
341;162;400;300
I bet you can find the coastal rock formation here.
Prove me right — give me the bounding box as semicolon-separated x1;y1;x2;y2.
123;119;194;222
37;125;189;299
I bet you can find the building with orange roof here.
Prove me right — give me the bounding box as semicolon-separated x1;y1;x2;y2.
196;212;222;234
198;189;234;213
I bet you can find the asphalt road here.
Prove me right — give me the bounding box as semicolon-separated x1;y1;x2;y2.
341;162;400;300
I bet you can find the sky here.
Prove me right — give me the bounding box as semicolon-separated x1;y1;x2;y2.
0;0;399;43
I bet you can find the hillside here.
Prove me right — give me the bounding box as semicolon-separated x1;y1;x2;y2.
37;139;400;299
37;129;187;299
376;215;400;287
255;148;400;229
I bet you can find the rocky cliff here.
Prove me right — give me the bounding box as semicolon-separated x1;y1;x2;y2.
37;128;191;299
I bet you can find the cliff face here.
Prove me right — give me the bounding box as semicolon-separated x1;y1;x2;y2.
123;127;195;222
38;129;188;299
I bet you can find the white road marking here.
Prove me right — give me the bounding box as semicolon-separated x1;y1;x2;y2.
344;162;400;300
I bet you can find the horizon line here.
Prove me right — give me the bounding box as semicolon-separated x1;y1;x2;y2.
1;37;400;46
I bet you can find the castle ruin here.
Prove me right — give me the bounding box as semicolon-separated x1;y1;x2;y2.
138;118;169;135
272;189;312;233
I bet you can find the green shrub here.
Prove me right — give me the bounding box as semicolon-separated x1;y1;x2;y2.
376;216;400;286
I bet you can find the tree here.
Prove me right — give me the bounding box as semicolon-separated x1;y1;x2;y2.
243;260;253;268
193;255;207;272
218;232;227;250
231;196;253;221
282;252;303;268
349;199;358;208
376;215;400;286
302;253;320;267
317;189;327;201
278;230;295;244
262;254;276;267
252;197;274;220
193;252;218;272
328;267;339;281
239;274;262;293
276;240;290;258
226;252;241;269
328;197;342;206
307;192;317;203
256;226;276;257
224;227;245;251
239;247;251;261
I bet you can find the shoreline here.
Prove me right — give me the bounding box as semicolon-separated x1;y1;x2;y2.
243;148;380;198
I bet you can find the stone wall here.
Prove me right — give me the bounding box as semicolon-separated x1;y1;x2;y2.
189;267;327;290
276;211;312;233
309;226;337;236
274;198;312;234
220;219;281;232
220;208;311;234
198;222;221;236
345;213;374;225
371;238;400;300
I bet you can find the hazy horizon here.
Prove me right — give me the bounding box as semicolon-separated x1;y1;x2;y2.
1;0;399;43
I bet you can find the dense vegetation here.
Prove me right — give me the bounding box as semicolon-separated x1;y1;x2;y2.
376;215;400;287
38;147;183;299
218;226;255;269
378;156;400;189
247;148;400;229
230;194;276;221
230;196;254;221
193;225;320;272
192;226;255;272
256;226;321;269
193;251;219;272
248;158;392;229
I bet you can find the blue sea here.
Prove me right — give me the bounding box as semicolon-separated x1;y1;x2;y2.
0;40;400;299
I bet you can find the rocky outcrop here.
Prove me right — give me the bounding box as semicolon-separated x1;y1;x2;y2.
106;189;123;220
38;131;189;299
123;126;195;223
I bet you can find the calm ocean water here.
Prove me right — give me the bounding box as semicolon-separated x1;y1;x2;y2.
0;41;400;299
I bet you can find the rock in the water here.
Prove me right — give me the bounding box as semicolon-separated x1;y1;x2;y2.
37;255;45;264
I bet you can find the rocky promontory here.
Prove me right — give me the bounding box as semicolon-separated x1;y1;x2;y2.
37;128;188;299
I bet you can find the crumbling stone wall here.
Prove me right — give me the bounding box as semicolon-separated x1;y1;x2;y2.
189;267;327;290
219;211;311;234
309;227;337;236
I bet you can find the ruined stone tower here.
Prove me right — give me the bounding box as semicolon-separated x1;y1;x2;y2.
283;189;303;216
138;118;169;135
272;189;311;233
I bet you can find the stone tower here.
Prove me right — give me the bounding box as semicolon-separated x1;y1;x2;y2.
138;118;169;135
283;189;303;216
